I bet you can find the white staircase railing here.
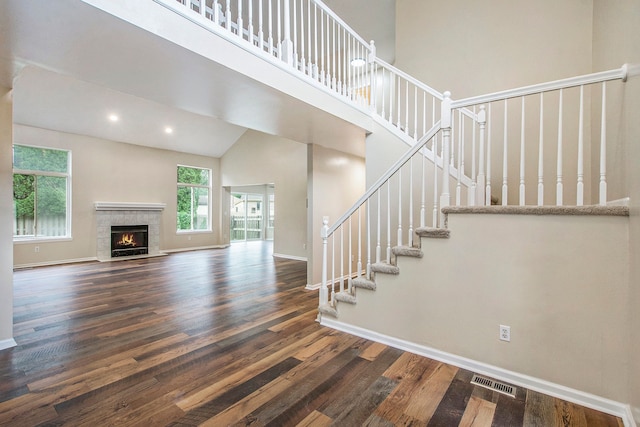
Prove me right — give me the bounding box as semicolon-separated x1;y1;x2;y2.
319;65;630;312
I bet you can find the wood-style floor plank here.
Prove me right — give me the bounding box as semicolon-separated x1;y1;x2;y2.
0;241;625;426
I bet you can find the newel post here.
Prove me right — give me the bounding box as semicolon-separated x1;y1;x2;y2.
320;217;329;307
440;91;452;226
476;105;487;206
368;40;377;112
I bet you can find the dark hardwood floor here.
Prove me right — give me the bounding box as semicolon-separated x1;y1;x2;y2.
1;242;623;426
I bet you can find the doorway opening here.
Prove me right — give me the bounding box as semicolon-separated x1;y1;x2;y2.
230;185;274;242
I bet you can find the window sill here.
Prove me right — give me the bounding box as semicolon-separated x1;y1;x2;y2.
14;237;73;244
176;230;212;235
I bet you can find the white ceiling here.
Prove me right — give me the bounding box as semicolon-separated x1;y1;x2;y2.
0;0;395;158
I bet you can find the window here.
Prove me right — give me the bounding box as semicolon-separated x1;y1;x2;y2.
177;165;211;232
13;145;71;239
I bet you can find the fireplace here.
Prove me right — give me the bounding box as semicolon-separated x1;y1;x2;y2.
111;225;148;257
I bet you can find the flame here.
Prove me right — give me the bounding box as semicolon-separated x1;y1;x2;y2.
116;233;137;247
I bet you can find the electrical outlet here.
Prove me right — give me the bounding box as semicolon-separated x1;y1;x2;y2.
499;325;511;342
34;246;40;253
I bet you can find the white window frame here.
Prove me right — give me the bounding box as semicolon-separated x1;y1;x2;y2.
12;144;72;242
176;164;212;233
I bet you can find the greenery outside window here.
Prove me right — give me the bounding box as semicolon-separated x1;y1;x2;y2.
177;165;211;232
13;145;71;239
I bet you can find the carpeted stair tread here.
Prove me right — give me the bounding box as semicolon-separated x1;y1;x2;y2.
352;277;377;290
371;262;400;275
392;246;423;258
335;291;357;304
415;227;451;238
318;303;338;317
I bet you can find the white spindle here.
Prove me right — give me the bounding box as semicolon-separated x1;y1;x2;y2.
456;111;462;206
268;0;273;54
537;92;544;206
380;68;386;118
408;158;414;248
470;106;477;206
389;73;394;123
386;180;391;263
440;92;452;218
357;207;362;278
376;190;381;264
519;97;525;206
226;0;231;31
405;81;409;134
348;216;352;292
237;0;243;39
277;0;282;55
502;99;508;205
214;0;221;25
331;19;336;89
339;226;344;294
577;85;584;206
420;147;426;228
320;217;328;306
366;199;371;280
414;87;418;140
257;0;263;50
397;76;401;128
557;89;564;205
397;171;403;247
292;0;297;68
432;99;439;227
320;10;324;84
477;106;486;206
599;82;607;205
200;0;206;18
330;232;335;304
313;3;318;78
486;103;492;206
248;0;254;45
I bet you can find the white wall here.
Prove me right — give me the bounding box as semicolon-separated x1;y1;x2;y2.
0;87;13;346
12;125;223;266
307;144;366;287
336;212;629;403
591;0;640;421
220;130;307;259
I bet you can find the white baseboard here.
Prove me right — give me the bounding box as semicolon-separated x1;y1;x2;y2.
272;253;307;262
14;257;98;270
321;318;636;427
0;338;17;351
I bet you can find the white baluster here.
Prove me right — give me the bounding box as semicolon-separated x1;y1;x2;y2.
332;20;336;90
225;0;231;31
405;81;409;134
257;0;263;49
397;76;401;128
366;199;371;281
199;0;206;18
440;91;452;221
247;0;254;45
339;225;344;294
292;0;298;68
519;97;525;206
330;232;335;305
380;68;386;118
456;111;462;206
237;0;243;39
277;0;282;55
313;3;318;79
470;106;477;206
502;99;508;205
320;217;328;307
268;0;273;55
298;0;304;70
376;190;381;264
538;92;544;206
408;158;414;247
214;0;221;25
320;10;324;84
414;86;418;140
577;85;584;206
557;89;564;205
348;215;352;291
432;99;439;227
420;147;426;228
477;105;487;206
357;207;363;278
599;82;607;205
388;73;394;123
386;180;391;263
486;104;492;206
369;41;376;111
397;171;403;247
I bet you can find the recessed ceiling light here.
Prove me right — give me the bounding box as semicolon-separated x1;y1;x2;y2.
350;58;366;67
108;114;119;122
164;127;173;134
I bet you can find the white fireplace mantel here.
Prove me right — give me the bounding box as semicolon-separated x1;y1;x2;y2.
94;202;166;211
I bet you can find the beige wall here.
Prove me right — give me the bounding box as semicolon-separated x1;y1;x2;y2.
395;0;593;98
220;130;307;259
337;212;629;402
592;0;640;421
307;144;366;287
0;88;13;344
13;125;223;266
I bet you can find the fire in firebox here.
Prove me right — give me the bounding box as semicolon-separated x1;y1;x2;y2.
117;233;137;247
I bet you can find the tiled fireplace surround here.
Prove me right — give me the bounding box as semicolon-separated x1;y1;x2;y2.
95;202;165;261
